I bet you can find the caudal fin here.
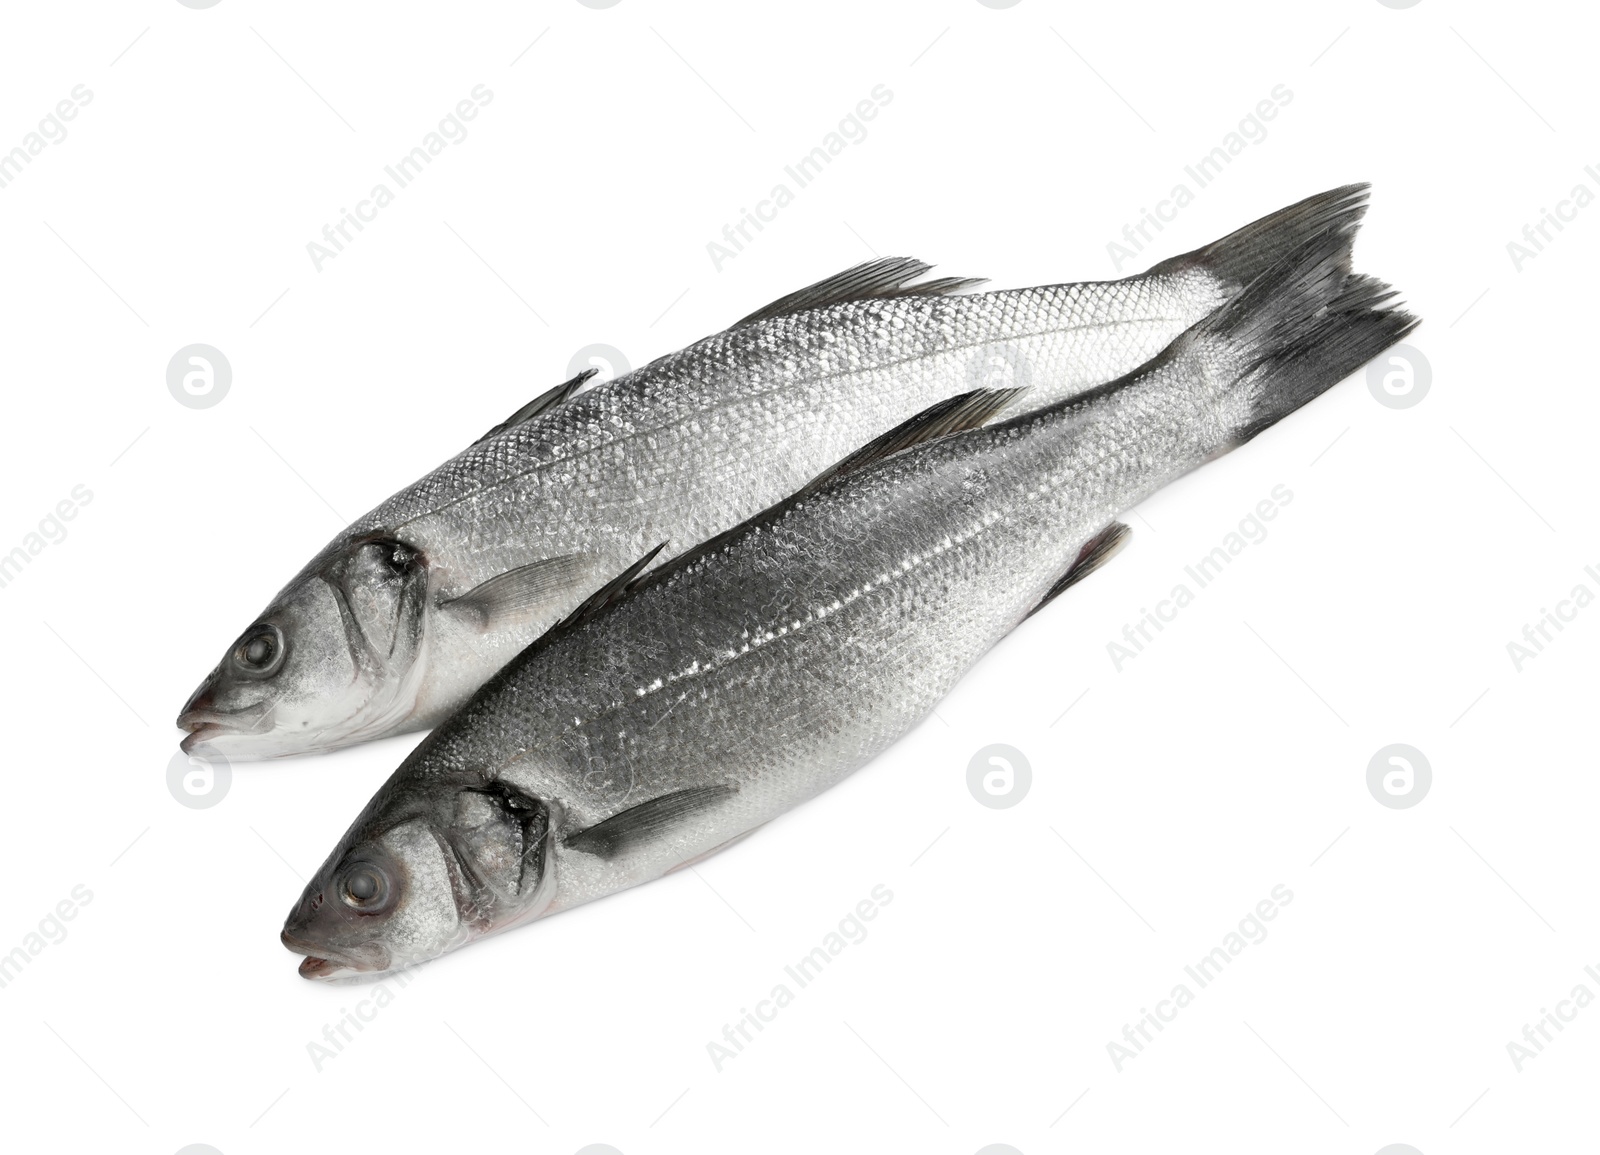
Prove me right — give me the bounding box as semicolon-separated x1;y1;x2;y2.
1187;228;1419;446
1150;184;1370;292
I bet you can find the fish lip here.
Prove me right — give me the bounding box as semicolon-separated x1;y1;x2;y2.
178;724;228;755
281;929;387;982
297;955;358;981
176;711;253;756
176;702;272;748
176;706;228;732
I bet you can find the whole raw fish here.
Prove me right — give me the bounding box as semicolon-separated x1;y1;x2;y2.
180;187;1370;759
281;228;1415;978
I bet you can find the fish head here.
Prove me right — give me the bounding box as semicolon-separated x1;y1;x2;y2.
177;535;432;759
282;778;558;980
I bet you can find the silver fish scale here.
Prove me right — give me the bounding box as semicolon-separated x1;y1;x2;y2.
406;345;1230;910
343;270;1225;598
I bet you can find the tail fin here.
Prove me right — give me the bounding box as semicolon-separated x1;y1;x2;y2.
1326;271;1402;316
1186;229;1419;446
1149;184;1370;291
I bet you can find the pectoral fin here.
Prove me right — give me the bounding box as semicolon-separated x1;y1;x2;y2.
444;554;599;632
564;785;737;860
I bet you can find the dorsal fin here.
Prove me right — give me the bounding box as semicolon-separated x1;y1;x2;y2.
1026;522;1132;619
476;543;669;676
640;386;1028;596
474;367;598;446
799;386;1027;500
553;541;668;633
735;257;987;326
515;389;1024;656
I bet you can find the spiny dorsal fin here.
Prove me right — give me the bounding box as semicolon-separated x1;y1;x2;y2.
518;390;1025;652
564;785;737;859
735;257;987;327
442;554;599;632
474;544;670;692
640;386;1028;595
554;541;668;633
474;367;599;446
800;386;1027;499
1026;522;1132;620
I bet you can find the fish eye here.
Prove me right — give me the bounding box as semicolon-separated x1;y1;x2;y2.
340;863;391;911
232;624;285;677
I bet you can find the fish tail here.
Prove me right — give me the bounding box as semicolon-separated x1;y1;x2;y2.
1187;229;1419;447
1150;183;1370;292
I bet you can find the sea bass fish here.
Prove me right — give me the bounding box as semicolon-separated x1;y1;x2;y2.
280;228;1416;979
178;187;1372;760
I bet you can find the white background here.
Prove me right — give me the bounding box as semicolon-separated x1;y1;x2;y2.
0;1;1593;1152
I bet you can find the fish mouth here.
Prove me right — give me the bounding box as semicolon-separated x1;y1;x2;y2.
176;701;273;754
177;720;231;754
297;956;358;981
281;929;389;982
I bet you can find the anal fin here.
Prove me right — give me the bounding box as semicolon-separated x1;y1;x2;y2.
1026;522;1131;619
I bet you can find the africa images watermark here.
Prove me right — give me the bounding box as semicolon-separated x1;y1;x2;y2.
1106;884;1294;1072
0;884;94;991
0;85;92;192
706;84;893;271
1504;563;1600;671
1505;163;1600;272
306;84;494;272
0;484;93;592
705;883;894;1071
1105;84;1293;273
305;969;419;1072
1106;484;1293;671
1505;963;1600;1073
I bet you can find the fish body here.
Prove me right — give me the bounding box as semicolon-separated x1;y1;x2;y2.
179;187;1373;758
281;226;1416;979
